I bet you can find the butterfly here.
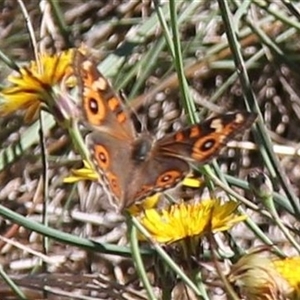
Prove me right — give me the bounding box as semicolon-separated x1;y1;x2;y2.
74;52;256;211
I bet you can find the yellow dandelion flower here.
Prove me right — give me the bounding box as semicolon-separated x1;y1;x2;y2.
0;49;74;121
229;251;300;300
139;199;246;244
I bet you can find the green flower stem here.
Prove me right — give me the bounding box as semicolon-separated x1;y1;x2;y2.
127;213;157;300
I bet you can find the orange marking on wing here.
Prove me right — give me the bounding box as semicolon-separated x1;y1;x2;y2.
189;126;200;138
108;97;120;111
107;172;121;198
116;112;127;124
221;124;235;135
82;72;94;86
175;132;184;142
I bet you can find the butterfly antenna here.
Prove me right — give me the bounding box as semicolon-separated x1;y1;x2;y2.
18;0;40;68
120;90;148;133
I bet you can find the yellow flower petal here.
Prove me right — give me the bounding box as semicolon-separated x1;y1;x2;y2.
182;177;203;188
211;199;247;232
273;257;300;299
128;193;161;215
63;160;98;183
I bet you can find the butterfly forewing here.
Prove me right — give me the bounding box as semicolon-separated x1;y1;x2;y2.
74;51;135;138
156;112;256;164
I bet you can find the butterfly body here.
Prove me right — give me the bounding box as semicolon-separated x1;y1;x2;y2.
76;52;256;211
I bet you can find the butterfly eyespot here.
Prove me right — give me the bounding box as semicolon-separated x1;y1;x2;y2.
191;137;218;160
156;170;182;187
94;145;110;169
200;138;216;151
89;98;99;115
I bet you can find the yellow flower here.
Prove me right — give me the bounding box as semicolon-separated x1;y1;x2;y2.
273;257;300;299
229;250;300;300
0;49;74;122
63;160;98;183
139;199;246;244
128;193;161;215
182;176;203;188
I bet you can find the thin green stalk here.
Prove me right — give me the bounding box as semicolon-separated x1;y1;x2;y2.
153;0;175;57
0;48;20;71
40;111;50;273
128;214;157;300
48;0;73;47
168;0;197;123
0;265;28;300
